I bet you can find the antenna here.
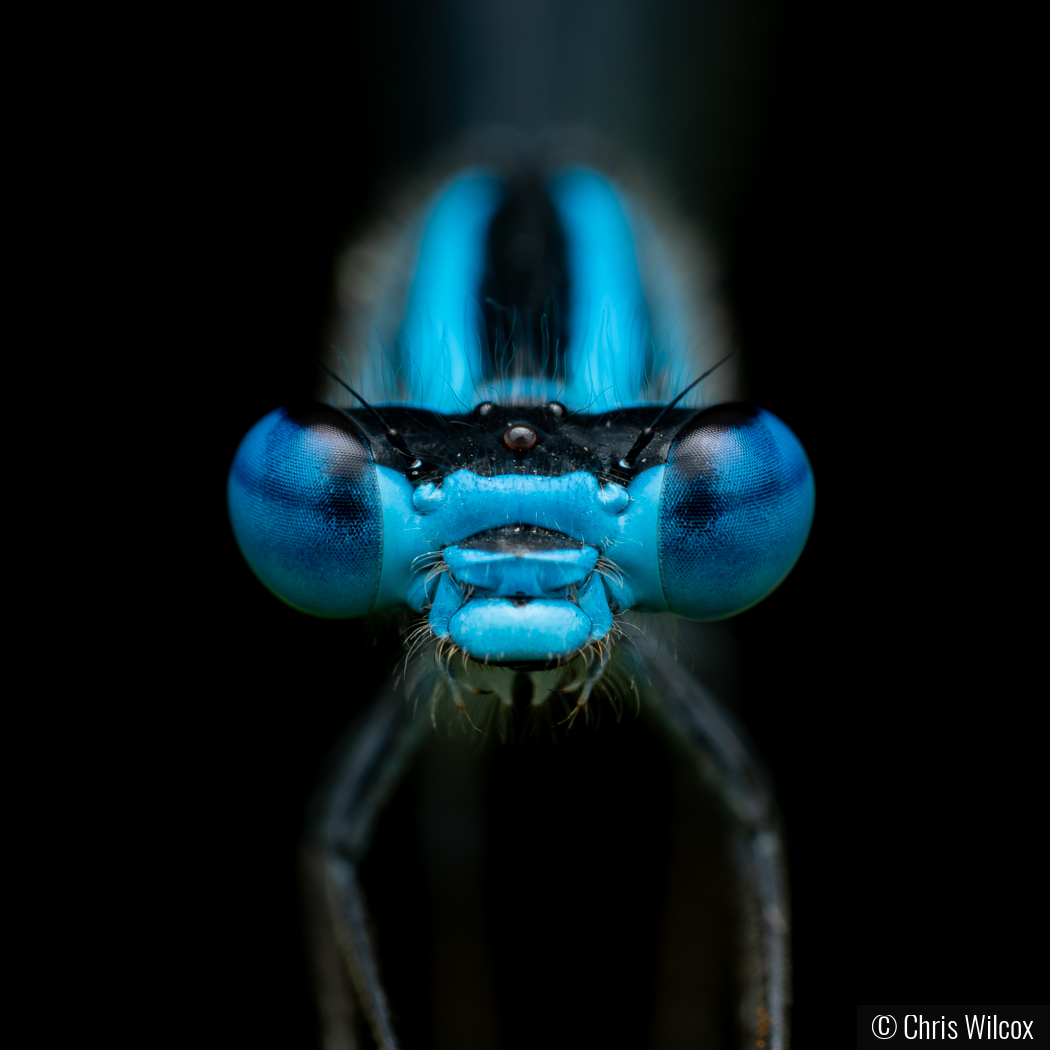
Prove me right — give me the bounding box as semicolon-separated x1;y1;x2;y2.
316;362;418;462
617;352;735;470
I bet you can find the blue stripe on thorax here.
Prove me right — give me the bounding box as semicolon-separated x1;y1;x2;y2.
547;170;652;410
398;172;505;411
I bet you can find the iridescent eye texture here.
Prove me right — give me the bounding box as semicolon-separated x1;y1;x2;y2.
227;405;382;618
659;403;815;620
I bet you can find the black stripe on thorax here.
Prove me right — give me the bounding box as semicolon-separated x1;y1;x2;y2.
478;174;570;382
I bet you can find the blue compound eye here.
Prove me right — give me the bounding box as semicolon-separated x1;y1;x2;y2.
659;404;815;620
227;405;383;618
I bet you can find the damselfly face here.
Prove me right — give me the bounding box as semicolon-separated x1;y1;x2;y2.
228;166;814;721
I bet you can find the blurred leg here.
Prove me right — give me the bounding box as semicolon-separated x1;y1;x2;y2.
639;647;791;1050
301;676;430;1050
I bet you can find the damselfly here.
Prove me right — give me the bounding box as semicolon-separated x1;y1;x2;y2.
229;145;813;1048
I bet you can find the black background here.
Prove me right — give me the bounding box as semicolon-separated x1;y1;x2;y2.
136;0;1041;1044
